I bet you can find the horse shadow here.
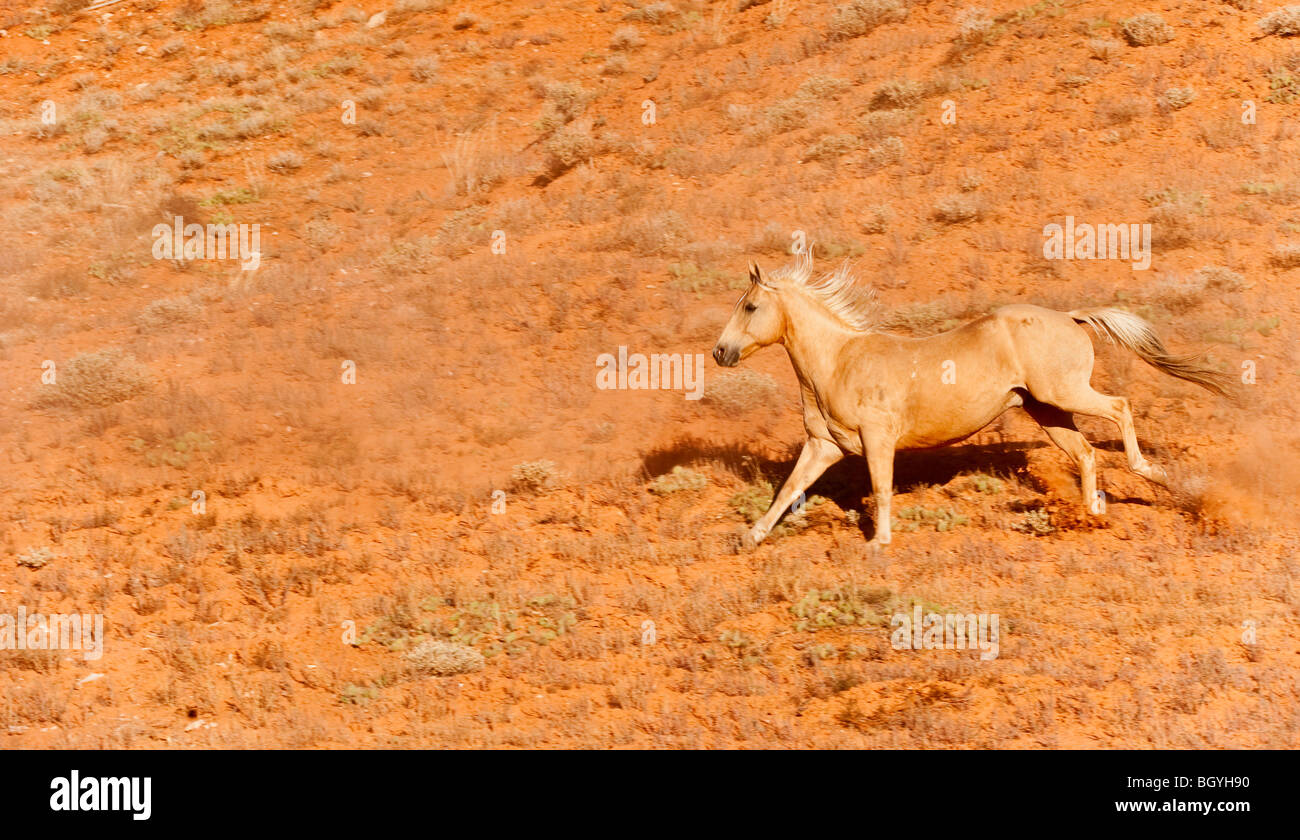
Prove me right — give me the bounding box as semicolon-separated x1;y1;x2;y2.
640;434;1047;519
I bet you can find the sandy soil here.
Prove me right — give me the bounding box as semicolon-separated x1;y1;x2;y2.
0;0;1297;747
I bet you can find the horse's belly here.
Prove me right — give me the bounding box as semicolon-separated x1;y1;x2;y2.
896;391;1020;449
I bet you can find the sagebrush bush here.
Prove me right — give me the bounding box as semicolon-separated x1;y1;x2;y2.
1121;13;1174;46
870;79;923;110
137;296;201;330
1158;87;1196;111
267;151;303;173
861;204;893;234
1270;243;1300;267
932;193;982;223
1259;6;1300;35
410;57;438;82
1147;191;1205;248
1195;265;1245;291
867;136;905;167
511;460;560;492
16;547;53;569
829;0;908;39
803;133;860;162
543;123;599;176
37;349;149;408
648;466;709;495
406;639;484;676
610;26;644;50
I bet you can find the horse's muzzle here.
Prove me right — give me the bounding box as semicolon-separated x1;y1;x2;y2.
712;345;738;367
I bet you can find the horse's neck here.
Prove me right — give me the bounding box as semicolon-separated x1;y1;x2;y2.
780;297;857;393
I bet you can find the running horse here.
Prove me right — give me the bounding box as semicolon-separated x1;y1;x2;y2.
711;251;1231;547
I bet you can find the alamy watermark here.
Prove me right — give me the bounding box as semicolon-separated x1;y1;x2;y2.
0;608;103;661
891;605;999;661
596;346;706;400
1042;216;1151;271
152;215;261;270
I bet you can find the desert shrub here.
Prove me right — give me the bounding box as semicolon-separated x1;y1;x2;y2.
610;25;644;49
797;76;851;100
703;369;779;415
648;466;709;495
760;99;809;134
932;193;982;223
963;472;1003;494
1146;190;1206;248
866;136;905;167
624;1;677;22
597;210;690;255
955;7;993;42
376;236;439;275
1011;507;1055;535
1195;265;1245;291
829;0;908;40
511;460;560;493
267;151;303;173
542;123;599;177
894;506;968;533
1120;13;1174;46
1270;243;1300;267
1158;87;1196;111
1259;6;1300;36
137;296;201;330
1143;274;1207;314
406;639;484;676
728;479;774;523
410;57;439;82
37;349;149;408
16;547;54;569
1096;95;1146;125
803;133;860;162
535;81;590;134
861;204;893;234
857;109;910;141
870;78;923;110
1088;37;1122;61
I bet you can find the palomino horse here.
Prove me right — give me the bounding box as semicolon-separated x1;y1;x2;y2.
711;251;1231;548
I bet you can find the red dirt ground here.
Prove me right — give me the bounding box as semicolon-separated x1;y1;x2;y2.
0;0;1297;747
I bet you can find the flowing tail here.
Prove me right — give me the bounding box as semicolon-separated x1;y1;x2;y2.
1069;307;1234;397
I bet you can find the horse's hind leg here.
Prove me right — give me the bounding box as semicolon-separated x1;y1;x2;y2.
1029;382;1168;487
1022;398;1101;512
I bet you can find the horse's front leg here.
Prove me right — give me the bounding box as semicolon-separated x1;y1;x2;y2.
745;437;843;547
862;433;897;548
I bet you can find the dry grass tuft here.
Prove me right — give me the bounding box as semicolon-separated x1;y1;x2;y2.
37;349;150;409
1120;13;1174;46
829;0;908;40
406;639;485;676
1259;6;1300;36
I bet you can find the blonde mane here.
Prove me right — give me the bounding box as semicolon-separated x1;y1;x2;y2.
764;250;878;332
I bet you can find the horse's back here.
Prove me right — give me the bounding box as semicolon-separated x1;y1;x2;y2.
987;304;1096;391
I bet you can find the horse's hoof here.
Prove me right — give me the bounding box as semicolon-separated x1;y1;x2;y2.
865;537;891;553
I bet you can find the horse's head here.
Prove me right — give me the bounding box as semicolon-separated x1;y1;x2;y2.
712;263;785;367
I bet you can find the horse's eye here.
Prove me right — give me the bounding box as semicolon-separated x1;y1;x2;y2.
744;303;757;313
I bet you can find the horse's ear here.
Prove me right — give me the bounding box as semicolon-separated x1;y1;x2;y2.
748;262;760;284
